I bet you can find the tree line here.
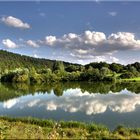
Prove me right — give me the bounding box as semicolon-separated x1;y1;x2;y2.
0;50;140;83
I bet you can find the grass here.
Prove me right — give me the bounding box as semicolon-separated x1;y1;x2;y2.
107;72;140;83
0;117;140;139
121;77;140;82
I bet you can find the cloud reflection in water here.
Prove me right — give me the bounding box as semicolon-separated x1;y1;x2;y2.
3;89;140;115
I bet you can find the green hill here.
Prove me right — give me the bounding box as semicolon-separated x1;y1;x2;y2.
1;50;140;83
0;50;80;73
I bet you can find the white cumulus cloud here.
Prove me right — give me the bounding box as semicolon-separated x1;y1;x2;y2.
45;36;57;46
84;30;106;45
2;39;18;49
41;30;140;64
26;40;39;48
43;30;140;53
1;16;30;29
108;32;140;48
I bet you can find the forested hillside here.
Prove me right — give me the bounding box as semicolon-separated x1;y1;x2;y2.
0;50;53;71
0;50;140;83
0;50;80;72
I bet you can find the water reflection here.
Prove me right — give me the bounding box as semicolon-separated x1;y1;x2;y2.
47;90;140;114
1;82;140;129
2;89;140;115
3;98;19;109
1;82;140;102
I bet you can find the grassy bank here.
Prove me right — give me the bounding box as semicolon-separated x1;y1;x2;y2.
0;117;140;139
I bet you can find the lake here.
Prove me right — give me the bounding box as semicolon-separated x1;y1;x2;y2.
0;82;140;129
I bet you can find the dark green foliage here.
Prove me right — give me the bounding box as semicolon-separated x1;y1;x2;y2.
129;62;140;72
1;72;15;82
0;50;52;71
109;63;124;73
85;62;109;70
65;65;84;72
1;68;29;83
1;50;140;83
62;71;80;81
120;72;135;79
0;50;79;73
53;61;65;72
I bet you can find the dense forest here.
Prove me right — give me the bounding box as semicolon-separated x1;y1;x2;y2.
0;50;140;83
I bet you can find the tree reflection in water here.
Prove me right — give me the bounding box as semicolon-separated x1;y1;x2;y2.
0;82;140;101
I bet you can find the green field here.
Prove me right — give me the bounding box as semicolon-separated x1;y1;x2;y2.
0;117;140;139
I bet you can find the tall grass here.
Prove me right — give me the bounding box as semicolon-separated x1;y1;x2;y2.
1;116;140;139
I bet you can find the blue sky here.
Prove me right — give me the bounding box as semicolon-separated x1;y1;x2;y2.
1;1;140;64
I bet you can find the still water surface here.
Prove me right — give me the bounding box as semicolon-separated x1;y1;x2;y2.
0;82;140;129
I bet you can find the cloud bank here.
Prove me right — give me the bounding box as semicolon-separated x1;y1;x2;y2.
44;31;140;54
2;29;140;64
39;30;140;63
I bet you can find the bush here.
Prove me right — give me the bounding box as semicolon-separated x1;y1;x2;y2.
120;72;135;79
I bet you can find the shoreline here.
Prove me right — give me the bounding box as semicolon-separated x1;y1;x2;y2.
0;116;140;139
